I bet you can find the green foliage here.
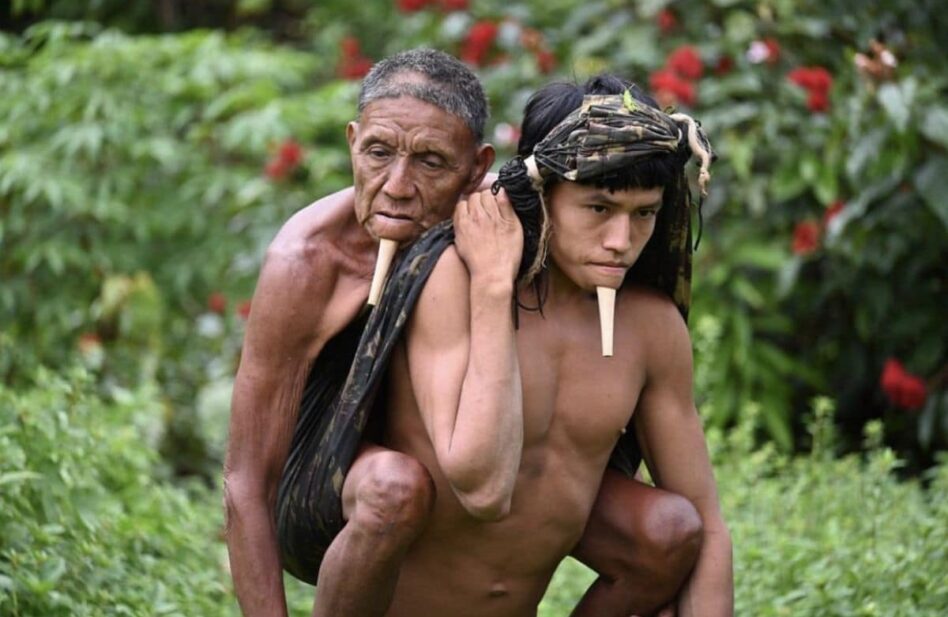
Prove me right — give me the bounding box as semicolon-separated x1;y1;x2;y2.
540;402;948;616
4;373;944;615
0;23;360;472
0;368;232;616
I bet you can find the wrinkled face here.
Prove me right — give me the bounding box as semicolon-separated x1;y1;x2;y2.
347;96;489;244
546;181;665;292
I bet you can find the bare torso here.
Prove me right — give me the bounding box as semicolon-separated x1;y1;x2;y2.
383;285;655;617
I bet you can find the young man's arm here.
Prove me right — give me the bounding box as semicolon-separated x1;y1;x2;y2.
405;190;523;520
634;295;734;617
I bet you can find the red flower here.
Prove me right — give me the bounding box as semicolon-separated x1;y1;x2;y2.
881;359;928;411
396;0;429;12
791;220;820;255
461;21;499;66
649;69;696;107
714;55;734;76
207;292;227;314
788;66;833;93
339;57;372;80
438;0;468;10
657;9;678;34
788;66;833;113
337;36;372;80
277;140;303;167
536;49;556;74
266;139;305;180
763;38;781;64
667;45;703;80
807;90;829;113
237;299;252;320
823;200;845;226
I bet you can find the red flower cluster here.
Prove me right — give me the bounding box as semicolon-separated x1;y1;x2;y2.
338;36;372;80
881;359;927;411
791;220;820;255
461;21;499;67
650;45;703;108
657;9;678;34
396;0;468;11
667;46;703;80
788;66;833;113
791;199;847;255
649;70;695;107
207;292;227;314
265;139;304;181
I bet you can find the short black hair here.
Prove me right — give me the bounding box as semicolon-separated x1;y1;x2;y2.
358;48;489;142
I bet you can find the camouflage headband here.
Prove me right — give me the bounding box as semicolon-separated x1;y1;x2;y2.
524;92;714;196
496;91;714;317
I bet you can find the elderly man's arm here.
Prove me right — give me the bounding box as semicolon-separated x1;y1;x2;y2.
223;203;361;616
634;295;734;617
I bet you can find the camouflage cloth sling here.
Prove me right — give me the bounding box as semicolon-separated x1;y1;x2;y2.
276;221;455;584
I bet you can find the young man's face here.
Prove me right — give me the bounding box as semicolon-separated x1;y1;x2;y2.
347;95;493;244
546;181;664;292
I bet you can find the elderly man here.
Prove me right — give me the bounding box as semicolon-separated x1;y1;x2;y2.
224;49;700;617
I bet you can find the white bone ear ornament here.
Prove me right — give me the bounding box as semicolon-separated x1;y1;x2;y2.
367;239;398;306
596;286;616;357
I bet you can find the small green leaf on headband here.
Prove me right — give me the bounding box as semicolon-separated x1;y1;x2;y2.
623;89;637;112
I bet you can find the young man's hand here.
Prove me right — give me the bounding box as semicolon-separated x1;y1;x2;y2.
453;188;523;288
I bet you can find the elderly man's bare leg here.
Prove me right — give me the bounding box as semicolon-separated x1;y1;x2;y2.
570;470;703;617
311;445;435;617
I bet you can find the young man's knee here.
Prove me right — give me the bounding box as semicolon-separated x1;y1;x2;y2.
352;452;435;537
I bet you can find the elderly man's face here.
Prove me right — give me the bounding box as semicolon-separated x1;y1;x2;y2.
347;96;492;244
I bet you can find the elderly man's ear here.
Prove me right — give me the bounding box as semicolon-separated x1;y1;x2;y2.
465;143;496;194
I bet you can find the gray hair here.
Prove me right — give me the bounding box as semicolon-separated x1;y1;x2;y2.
358;48;489;142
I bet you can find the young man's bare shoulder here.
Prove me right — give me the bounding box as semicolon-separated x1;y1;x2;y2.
618;285;690;344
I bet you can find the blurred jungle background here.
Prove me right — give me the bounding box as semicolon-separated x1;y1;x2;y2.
1;0;946;615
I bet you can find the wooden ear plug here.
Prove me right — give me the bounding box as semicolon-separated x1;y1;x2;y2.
367;239;398;306
596;287;616;357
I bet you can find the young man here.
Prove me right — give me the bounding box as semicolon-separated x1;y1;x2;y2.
378;78;732;616
225;49;703;617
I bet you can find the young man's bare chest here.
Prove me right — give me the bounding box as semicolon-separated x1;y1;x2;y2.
515;297;647;461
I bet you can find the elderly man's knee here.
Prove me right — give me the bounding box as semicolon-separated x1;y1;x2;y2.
642;492;703;568
351;452;435;539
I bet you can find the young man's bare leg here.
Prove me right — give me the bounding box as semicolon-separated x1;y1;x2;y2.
570;470;703;617
311;445;435;617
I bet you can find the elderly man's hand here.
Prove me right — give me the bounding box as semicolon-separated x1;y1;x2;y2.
453;188;523;289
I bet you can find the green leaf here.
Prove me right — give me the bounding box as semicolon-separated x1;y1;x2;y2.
877;82;913;133
0;470;43;485
914;156;948;230
920;106;948;149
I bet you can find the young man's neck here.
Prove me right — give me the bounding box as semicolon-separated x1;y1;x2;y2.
518;263;600;310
